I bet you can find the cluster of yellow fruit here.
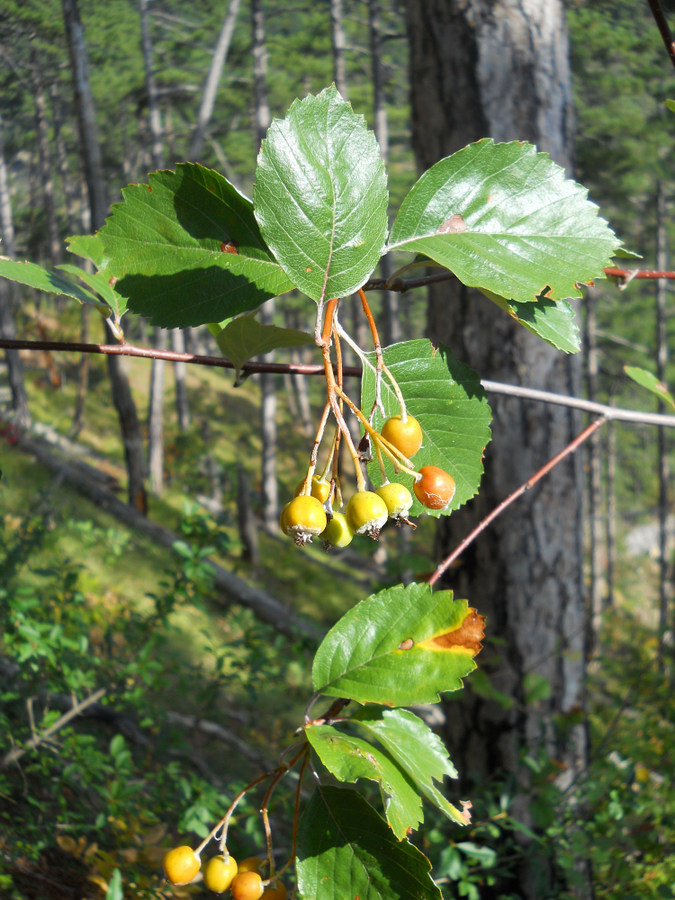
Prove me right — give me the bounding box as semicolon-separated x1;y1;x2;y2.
280;414;456;548
162;847;286;899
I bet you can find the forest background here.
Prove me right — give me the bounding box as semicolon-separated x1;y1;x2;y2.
0;0;675;898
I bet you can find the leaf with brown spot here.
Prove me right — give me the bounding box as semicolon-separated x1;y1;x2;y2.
312;583;484;706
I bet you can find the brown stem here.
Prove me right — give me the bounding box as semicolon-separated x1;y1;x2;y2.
428;416;608;586
646;0;675;70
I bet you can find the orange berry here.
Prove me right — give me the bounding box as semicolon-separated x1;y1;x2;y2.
162;845;200;885
381;414;423;458
262;881;287;900
237;856;264;874
231;870;265;900
414;466;456;510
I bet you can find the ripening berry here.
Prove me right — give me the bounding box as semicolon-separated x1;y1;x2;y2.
262;881;287;900
346;490;388;539
231;870;265;900
294;474;331;504
414;466;456;510
381;414;423;458
204;854;238;892
320;511;354;548
163;845;201;885
237;857;264;874
281;495;327;544
376;482;413;520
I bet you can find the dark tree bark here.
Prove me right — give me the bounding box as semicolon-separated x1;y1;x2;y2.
189;0;243;161
62;0;147;513
406;2;586;897
584;287;603;648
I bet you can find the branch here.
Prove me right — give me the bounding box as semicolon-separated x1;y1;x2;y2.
1;687;106;769
646;0;675;70
428;417;608;586
3;338;675;429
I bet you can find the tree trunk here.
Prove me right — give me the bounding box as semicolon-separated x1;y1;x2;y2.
251;0;278;530
406;3;586;897
0;114;31;428
171;328;190;431
30;53;62;266
62;0;147;513
584;287;603;647
147;327;166;495
655;183;671;672
189;0;243;161
330;0;349;99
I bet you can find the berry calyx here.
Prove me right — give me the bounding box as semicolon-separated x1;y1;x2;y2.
281;495;327;544
376;482;413;520
346;490;388;539
414;465;456;510
162;845;201;886
320;511;354;548
231;871;265;900
262;881;287;900
204;854;238;893
381;414;423;458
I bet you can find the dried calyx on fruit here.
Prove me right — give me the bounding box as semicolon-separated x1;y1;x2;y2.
280;495;327;545
376;482;413;521
346;490;389;539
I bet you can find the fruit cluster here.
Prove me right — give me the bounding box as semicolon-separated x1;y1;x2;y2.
163;847;287;898
280;413;456;549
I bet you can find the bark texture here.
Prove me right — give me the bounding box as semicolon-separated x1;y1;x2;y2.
406;2;585;896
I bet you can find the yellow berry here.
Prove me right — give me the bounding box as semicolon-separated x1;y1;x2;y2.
320;511;354;548
376;482;413;520
231;870;265;900
381;414;423;458
204;854;238;892
294;474;331;503
163;845;200;885
346;490;388;539
237;856;264;874
282;495;327;544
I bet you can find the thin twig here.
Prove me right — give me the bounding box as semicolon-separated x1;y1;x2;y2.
428;417;608;586
646;0;675;70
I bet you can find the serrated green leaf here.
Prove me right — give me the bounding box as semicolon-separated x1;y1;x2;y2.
254;85;388;302
100;163;293;327
66;234;128;321
312;582;485;706
306;724;422;839
389;140;620;305
57;263;128;322
624;366;675;411
666;99;675;113
361;340;491;517
481;289;580;353
296;786;441;900
352;707;471;827
0;257;105;309
68;233;106;268
214;314;314;381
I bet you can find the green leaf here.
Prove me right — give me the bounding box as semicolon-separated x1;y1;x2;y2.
389;139;620;305
214;314;314;382
100;163;294;328
624;366;675;411
0;257;105;309
351;707;471;826
305;724;423;839
481;289;580;353
57;264;128;323
296;786;441;900
666;99;675;113
254;85;388;302
361;340;491;517
312;582;485;706
66;234;128;321
68;233;106;268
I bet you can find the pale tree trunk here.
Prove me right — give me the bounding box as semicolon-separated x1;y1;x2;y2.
49;82;77;232
406;3;586;897
189;0;243;161
251;0;277;530
655;184;671;672
605;410;616;609
30;54;62;266
0;115;31;428
62;0;147;513
368;0;399;346
584;287;603;651
330;0;349;99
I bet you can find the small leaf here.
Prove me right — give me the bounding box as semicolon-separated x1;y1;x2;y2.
312;582;485;706
100;163;293;328
362;340;492;517
254;85;388;302
57;263;128;323
352;707;471;826
296;786;441;900
214;314;314;381
305;724;423;839
389;139;620;305
0;257;104;309
666;99;675;113
481;289;580;353
624;366;675;411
